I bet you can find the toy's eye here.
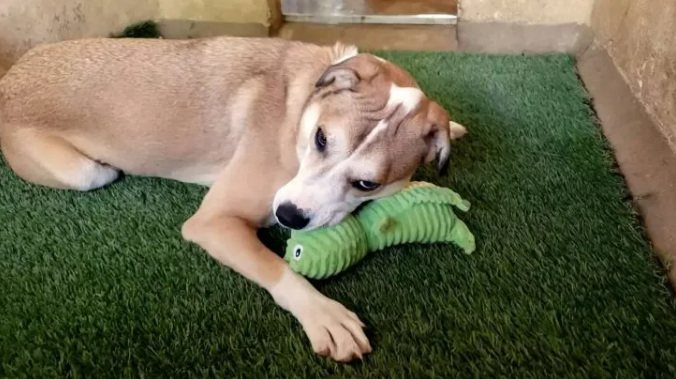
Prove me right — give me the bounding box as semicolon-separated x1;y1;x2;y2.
293;245;303;260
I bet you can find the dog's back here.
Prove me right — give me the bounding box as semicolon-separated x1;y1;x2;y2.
0;37;339;185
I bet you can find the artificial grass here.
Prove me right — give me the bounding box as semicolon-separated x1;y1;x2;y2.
1;51;676;378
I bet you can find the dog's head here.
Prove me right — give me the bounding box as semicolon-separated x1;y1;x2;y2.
273;50;466;230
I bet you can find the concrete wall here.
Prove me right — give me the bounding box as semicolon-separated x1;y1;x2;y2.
457;0;595;53
0;0;159;70
157;0;276;40
460;0;594;25
159;0;270;23
0;0;277;71
591;0;676;151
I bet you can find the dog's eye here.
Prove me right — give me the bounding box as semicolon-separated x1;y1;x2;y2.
315;127;327;152
352;180;380;192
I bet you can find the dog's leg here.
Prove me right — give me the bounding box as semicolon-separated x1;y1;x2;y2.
182;160;371;362
1;128;119;190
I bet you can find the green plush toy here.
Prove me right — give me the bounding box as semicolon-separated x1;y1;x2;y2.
284;182;475;279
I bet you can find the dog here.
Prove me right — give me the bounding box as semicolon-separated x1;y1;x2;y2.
0;36;467;362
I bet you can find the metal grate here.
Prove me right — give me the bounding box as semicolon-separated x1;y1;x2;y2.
281;0;457;25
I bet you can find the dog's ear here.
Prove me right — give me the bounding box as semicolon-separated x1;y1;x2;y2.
424;101;453;175
315;54;379;92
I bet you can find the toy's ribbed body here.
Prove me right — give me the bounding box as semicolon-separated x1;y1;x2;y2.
357;182;474;253
284;182;475;279
285;215;368;280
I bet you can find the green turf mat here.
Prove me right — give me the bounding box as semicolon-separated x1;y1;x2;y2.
2;52;675;378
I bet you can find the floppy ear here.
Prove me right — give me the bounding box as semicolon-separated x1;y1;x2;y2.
424;101;452;175
314;65;360;91
315;54;379;92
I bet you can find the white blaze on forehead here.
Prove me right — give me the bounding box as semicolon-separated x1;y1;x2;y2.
297;103;321;159
361;119;390;146
300;103;321;140
388;84;424;112
360;84;424;145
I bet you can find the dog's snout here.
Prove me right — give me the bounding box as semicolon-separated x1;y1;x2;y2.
275;202;310;230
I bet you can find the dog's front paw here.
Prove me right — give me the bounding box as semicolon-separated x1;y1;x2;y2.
297;296;371;362
269;268;371;362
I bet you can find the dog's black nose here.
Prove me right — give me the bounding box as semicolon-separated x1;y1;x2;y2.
275;202;310;230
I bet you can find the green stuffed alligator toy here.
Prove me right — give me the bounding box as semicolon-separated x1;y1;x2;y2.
284;181;475;279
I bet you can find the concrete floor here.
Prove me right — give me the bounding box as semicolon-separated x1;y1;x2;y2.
578;47;676;286
279;22;676;287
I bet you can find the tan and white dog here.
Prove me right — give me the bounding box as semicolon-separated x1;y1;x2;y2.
0;36;466;362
